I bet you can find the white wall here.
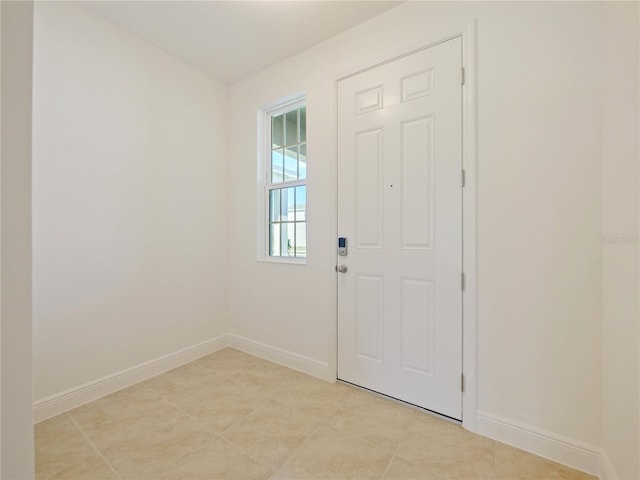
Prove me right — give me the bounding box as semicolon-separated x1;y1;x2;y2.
1;1;35;477
601;3;640;479
229;0;610;456
28;1;640;477
32;2;229;401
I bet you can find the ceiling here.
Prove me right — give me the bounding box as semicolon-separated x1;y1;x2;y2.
78;1;402;84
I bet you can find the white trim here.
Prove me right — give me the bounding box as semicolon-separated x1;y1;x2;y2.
460;19;478;433
260;91;306;116
256;256;306;266
600;450;618;480
265;97;306;121
256;93;308;263
476;410;603;479
334;21;475;82
30;329;616;480
330;20;478;432
227;334;331;382
33;335;229;423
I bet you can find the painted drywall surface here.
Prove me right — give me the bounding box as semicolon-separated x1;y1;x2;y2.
229;1;605;446
1;1;35;477
32;2;229;400
601;3;640;478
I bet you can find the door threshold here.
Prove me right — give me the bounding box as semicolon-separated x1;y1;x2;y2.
337;378;462;425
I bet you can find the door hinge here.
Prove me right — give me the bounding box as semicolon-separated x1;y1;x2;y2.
461;67;465;86
461;169;466;187
461;373;465;392
461;272;466;290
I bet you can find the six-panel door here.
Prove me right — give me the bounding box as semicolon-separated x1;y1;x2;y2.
337;37;463;420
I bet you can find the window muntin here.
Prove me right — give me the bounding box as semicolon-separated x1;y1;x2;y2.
266;102;306;259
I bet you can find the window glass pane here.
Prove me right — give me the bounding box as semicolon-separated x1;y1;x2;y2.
298;143;306;180
295;223;306;257
272;114;284;148
269;189;281;222
284;146;298;181
299;106;306;143
281;187;295;221
269;223;281;256
281;223;295;257
295;186;306;221
271;149;284;183
285;109;298;146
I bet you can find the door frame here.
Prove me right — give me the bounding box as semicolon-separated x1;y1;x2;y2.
330;20;478;432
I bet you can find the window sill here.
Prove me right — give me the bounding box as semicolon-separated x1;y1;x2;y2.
257;256;307;265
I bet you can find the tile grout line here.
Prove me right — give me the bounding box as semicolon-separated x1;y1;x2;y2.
156;381;277;474
265;413;400;480
213;379;322;475
36;350;590;480
161;435;228;478
379;453;396;480
217;394;274;435
322;420;385;453
227;370;301;392
156;396;234;475
316;397;429;477
66;412;122;480
217;434;280;475
161;397;207;426
152;373;291;477
267;419;328;479
118;387;228;479
321;407;409;460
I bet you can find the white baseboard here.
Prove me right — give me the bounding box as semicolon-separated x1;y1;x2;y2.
32;335;622;480
33;334;332;423
599;451;618;480
476;410;605;479
33;335;229;423
227;334;331;381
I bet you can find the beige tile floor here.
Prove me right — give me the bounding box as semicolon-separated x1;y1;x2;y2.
36;348;596;480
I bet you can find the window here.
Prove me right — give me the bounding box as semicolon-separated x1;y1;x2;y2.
264;99;306;260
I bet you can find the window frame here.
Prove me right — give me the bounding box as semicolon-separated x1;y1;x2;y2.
258;95;307;264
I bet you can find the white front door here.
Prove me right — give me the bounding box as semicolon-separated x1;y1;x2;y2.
337;37;463;420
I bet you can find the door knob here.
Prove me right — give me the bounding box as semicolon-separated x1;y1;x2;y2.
337;265;348;273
